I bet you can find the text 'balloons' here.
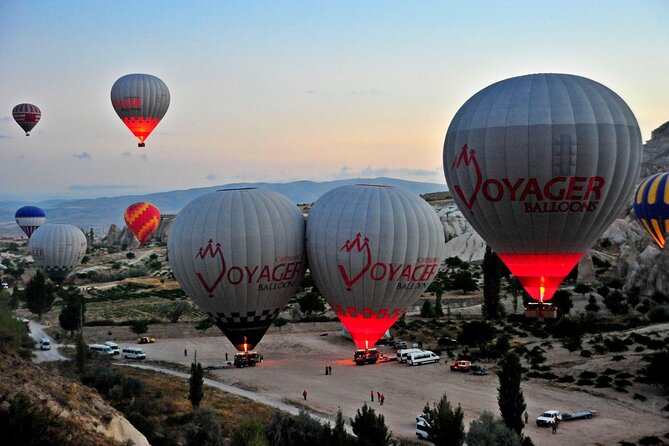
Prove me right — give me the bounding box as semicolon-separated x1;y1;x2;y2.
168;188;306;351
444;73;642;303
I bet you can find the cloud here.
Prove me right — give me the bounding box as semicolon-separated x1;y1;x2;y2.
303;90;316;94
121;151;132;157
68;184;139;191
72;151;92;160
349;89;380;95
205;174;217;181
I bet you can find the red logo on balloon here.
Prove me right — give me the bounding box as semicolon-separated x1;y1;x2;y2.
338;233;372;291
452;144;483;209
195;240;227;297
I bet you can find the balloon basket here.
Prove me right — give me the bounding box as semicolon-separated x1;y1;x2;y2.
524;302;558;319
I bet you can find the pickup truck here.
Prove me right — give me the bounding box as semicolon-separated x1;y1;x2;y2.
449;360;472;372
536;410;561;427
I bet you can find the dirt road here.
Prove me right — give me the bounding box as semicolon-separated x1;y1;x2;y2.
29;321;67;363
135;326;667;445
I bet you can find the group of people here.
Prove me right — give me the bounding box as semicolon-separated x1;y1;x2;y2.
324;365;333;375
371;390;385;405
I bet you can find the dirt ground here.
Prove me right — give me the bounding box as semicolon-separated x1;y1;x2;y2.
116;322;668;445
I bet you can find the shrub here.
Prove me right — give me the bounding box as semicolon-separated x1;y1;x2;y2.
638;436;662;445
647;306;669;323
633;393;647;402
556;375;575;383
576;379;594;386
580;350;592;358
579;371;597;380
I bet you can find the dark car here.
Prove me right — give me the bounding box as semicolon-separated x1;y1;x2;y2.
437;337;458;347
471;365;488;375
354;348;379;365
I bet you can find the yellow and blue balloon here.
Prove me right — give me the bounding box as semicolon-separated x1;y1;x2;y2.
634;173;669;248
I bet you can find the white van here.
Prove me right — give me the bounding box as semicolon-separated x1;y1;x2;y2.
397;348;422;363
407;350;440;366
122;347;146;360
39;338;51;350
104;341;120;355
89;344;114;356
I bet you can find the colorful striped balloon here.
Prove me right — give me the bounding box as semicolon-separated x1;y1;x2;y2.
12;103;42;135
124;202;161;244
633;173;669;248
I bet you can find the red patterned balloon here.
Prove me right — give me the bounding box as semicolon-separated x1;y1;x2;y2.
124;202;161;244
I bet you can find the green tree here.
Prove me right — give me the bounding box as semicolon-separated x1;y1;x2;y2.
452;270;478;293
189;353;205;408
273;317;288;331
421;394;465;446
231;419;267;446
482;247;502;319
494;335;511;359
129;319;150;336
466;411;521;446
573;283;592;296
195;317;215;332
585;295;600;313
420;299;435;318
58;287;85;335
298;292;325;315
9;284;22;309
351;403;392;446
458;321;496;352
75;332;87;374
160;300;191;323
434;292;444;319
497;352;526;435
551;289;573;316
24;270;55;320
640;351;669;389
331;408;349;446
264;410;332;446
184;407;227;446
626;286;641;308
0;292;34;358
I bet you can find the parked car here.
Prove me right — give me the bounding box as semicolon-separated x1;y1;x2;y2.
397;348;422;363
89;344;114;356
471;365;488;375
39;338;51;350
122;347;146;359
354;348;379;365
449;360;472;372
392;340;408;350
437;337;458;347
407;350;440;366
416;415;431;440
104;341;120;355
137;336;156;344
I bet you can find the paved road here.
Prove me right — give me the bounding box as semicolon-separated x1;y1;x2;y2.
29;321;67;363
118;363;353;433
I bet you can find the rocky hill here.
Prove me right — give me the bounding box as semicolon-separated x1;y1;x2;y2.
0;352;148;446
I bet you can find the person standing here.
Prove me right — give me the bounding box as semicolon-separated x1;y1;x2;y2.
303;389;308;400
328;365;332;375
184;348;187;356
370;390;374;402
225;352;228;361
325;366;329;375
524;411;529;424
551;419;557;434
381;394;385;405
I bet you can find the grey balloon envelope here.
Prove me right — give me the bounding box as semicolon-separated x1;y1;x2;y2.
111;73;170;146
167;188;306;351
305;184;445;349
443;73;642;302
28;224;87;284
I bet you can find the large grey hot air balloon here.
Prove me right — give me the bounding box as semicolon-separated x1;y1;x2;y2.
168;188;306;351
306;184;444;349
28;224;87;284
111;73;170;147
444;73;642;304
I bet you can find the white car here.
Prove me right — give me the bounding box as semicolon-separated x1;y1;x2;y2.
104;341;120;355
536;410;562;427
416;415;431;439
39;338;51;350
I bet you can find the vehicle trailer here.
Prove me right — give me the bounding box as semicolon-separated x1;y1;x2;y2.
563;410;596;421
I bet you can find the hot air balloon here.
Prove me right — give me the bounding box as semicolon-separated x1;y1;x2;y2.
111;73;170;147
443;73;642;306
168;188;306;351
15;206;46;238
305;184;444;349
28;224;87;284
12;103;41;136
633;173;669;248
124;202;161;244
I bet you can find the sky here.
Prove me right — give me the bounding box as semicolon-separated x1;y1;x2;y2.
0;1;667;201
